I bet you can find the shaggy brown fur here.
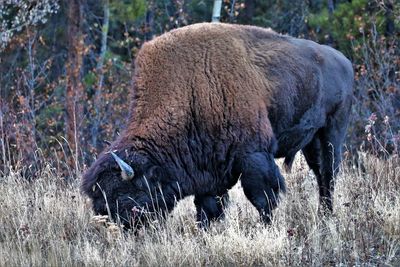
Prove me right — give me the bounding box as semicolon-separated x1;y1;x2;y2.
82;23;353;227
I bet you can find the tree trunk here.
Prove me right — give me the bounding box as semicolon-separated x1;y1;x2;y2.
327;0;335;15
384;0;394;36
327;0;335;45
145;2;154;41
239;0;255;24
65;0;84;173
92;0;110;150
211;0;222;22
229;0;236;22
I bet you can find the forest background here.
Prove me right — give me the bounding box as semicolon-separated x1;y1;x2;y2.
0;0;399;177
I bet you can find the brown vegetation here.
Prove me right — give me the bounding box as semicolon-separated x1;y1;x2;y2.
0;154;399;266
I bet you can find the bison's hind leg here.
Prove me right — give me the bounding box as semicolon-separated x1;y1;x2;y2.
302;136;332;211
236;152;286;224
194;191;229;229
305;99;352;212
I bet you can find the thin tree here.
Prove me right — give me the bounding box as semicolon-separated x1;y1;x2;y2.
212;0;222;22
240;0;255;24
92;0;110;149
229;0;236;22
384;0;395;36
327;0;336;45
145;1;154;41
65;0;84;174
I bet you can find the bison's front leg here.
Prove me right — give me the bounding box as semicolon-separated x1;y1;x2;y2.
237;152;286;224
194;191;229;229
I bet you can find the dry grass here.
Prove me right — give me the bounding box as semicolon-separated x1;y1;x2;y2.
0;154;399;266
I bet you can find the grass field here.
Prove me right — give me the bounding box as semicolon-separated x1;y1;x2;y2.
0;153;399;266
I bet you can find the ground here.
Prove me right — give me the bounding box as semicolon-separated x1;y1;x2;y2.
0;153;399;266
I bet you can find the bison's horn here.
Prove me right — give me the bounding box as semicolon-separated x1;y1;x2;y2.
110;152;135;181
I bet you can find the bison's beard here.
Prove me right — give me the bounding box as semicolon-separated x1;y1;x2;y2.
88;174;180;229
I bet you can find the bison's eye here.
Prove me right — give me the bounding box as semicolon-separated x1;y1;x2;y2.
134;177;145;189
145;166;162;182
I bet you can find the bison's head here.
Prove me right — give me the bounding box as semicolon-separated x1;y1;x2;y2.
82;149;179;228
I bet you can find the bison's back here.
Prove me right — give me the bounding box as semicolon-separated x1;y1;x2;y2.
133;23;278;149
132;23;353;158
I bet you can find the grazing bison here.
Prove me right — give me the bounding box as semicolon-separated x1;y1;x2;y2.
82;23;353;228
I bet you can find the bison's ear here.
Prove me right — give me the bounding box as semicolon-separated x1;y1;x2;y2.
110;152;135;181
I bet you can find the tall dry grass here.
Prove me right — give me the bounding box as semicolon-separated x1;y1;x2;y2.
0;154;399;266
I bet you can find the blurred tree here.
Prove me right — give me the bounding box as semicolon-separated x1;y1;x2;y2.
0;0;61;176
212;0;222;22
65;0;85;172
308;0;399;55
238;0;308;36
240;0;255;23
384;0;395;36
92;0;110;150
0;0;60;51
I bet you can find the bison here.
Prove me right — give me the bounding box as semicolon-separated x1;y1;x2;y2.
82;23;353;228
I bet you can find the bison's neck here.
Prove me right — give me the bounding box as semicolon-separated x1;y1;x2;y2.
119;118;239;196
